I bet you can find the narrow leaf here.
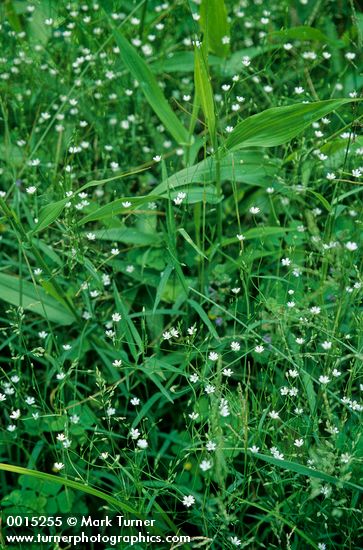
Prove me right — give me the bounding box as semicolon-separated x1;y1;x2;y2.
194;45;216;140
113;30;189;145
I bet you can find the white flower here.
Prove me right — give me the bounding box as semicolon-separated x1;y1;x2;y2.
199;459;212;472
332;369;341;377
205;384;215;394
187;325;197;335
26;186;37;194
345;241;358;251
249;206;260;214
206;441;217;452
254;345;264;354
129;428;140;440
222;368;234;377
162;331;172;340
236;234;245;241
319;375;330;384
242;56;251;66
182;495;195;507
208;352;219;361
294;86;304;94
230;341;240;351
53;462;64;472
113;359;122;367
153;155;161;162
106;407;116;416
248;445;260;453
345;52;356;60
7;425;17;432
294;438;304;447
352;169;361;177
321;341;332;350
188;412;199;420
189;373;199;383
137;439;148;449
281;257;291;266
10;409;21;420
225;125;234;133
122;201;131;208
111;248;119;255
340;453;350;464
230;536;242;546
326;172;336;180
269;410;280;419
130;397;140;406
310;306;321;315
112;313;122;322
287;301;295;308
86;233;96;241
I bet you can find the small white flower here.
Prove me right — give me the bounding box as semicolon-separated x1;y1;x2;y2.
294;86;304;94
153;155;161;162
187;325;197;336
208;352;219;361
205;384;215;394
310;306;321;315
249;206;260;214
26;186;37;194
129;428;140;440
113;359;122;367
182;495;195;507
287;301;295;308
236;234;245;241
106;407;116;416
321;341;332;350
137;438;148;449
254;345;264;354
319;375;330;385
222;368;234;377
130;397;140;406
269;410;280;419
345;241;358;251
345;52;356;60
10;409;21;420
206;441;217;452
242;56;251;66
122;201;132;208
326;172;336;180
112;313;122;322
248;445;260;453
294;438;304;447
199;459;212;472
230;536;242;547
188;412;199;420
230;341;240;351
53;462;64;472
86;232;96;241
281;257;291;266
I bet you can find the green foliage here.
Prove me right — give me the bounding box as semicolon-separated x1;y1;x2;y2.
0;1;362;549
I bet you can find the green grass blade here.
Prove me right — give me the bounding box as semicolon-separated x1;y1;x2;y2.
0;273;74;325
253;453;363;492
200;0;230;57
225;99;360;150
0;463;139;513
112;30;189;145
194;45;216;142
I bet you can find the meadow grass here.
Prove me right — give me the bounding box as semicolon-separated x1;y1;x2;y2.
0;1;362;549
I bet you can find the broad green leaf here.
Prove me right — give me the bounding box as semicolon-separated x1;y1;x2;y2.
225;99;359;150
200;0;230;57
268;26;332;44
194;46;216;141
0;273;74;325
112;30;189;145
77;195;159;225
152;151;279;195
33;198;68;234
253;452;362;492
0;463;138;513
89;227;162;245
